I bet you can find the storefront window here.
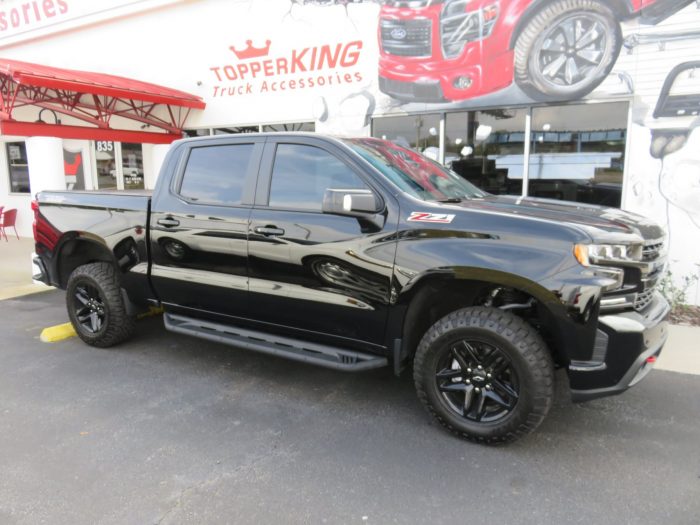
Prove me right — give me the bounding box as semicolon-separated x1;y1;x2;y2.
6;142;29;193
261;122;315;132
372;114;440;154
446;109;527;196
95;141;117;190
529;102;627;207
121;143;144;190
184;129;211;137
64;148;86;190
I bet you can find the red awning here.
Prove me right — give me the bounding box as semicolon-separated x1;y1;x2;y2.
0;58;205;144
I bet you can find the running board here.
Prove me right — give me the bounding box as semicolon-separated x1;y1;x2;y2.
163;313;388;372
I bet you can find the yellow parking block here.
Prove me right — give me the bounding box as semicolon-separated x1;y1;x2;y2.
40;306;164;343
138;306;164;319
40;322;77;343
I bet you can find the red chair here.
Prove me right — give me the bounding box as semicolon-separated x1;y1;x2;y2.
0;208;19;241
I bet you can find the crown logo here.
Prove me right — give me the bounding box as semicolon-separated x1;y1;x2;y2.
230;39;272;60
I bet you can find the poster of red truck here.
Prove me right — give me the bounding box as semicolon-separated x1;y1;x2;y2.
378;0;694;103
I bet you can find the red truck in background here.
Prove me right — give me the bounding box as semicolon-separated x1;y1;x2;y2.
378;0;694;103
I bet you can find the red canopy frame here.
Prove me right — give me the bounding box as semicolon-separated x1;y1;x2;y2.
0;59;205;144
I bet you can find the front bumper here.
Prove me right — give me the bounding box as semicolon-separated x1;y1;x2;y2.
570;292;670;402
378;48;513;103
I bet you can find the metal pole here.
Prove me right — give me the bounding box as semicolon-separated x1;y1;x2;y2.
522;107;532;198
439;113;446;165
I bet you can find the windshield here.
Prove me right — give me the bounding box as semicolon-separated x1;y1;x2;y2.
342;137;487;202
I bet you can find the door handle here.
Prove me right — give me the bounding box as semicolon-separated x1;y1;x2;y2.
254;226;285;237
157;217;180;228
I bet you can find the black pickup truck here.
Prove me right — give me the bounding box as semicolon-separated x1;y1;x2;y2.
32;133;669;444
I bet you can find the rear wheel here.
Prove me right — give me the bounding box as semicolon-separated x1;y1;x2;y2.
66;262;135;347
413;307;554;444
514;0;621;101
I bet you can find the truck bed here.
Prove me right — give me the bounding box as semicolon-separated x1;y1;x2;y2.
34;190;152;304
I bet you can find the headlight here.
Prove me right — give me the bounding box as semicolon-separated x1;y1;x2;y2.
574;243;643;267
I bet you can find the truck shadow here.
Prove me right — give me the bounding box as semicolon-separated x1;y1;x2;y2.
125;315;688;452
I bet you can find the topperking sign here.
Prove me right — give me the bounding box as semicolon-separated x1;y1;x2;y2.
208;38;365;98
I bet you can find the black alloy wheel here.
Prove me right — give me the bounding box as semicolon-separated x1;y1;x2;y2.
414;307;554;444
436;339;519;423
66;262;135;347
73;283;107;334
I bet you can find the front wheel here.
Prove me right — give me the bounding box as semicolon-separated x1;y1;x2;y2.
513;0;622;101
66;262;135;347
413;307;554;444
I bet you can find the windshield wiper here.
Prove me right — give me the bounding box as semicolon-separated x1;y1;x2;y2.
435;197;463;203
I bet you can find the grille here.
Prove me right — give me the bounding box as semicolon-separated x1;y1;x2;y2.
440;1;480;58
634;238;666;312
642;240;664;262
634;287;655;311
380;19;432;57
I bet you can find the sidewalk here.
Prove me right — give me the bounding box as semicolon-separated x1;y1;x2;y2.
0;237;52;301
656;324;700;375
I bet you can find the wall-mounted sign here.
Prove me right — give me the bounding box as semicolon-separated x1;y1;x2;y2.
209;38;364;99
96;141;114;153
0;0;186;47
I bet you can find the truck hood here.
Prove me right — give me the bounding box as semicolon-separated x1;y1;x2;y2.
457;195;665;242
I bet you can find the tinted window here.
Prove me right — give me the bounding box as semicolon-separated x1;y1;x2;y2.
179;144;254;205
342;138;486;202
269;144;367;211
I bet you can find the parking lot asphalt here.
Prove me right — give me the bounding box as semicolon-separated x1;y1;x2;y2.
1;290;699;525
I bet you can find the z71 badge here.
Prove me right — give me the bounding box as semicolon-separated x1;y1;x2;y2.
407;212;456;224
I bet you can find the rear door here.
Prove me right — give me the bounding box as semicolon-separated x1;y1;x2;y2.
150;136;264;319
247;136;399;348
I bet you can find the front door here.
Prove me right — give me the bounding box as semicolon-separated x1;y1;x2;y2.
247;137;399;348
150;137;264;319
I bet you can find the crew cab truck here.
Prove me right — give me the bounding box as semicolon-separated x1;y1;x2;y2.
32;133;669;444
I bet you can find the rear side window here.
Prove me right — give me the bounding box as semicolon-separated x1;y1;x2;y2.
269;143;368;211
179;144;254;205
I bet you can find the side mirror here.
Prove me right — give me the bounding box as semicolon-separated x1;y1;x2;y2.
322;189;380;217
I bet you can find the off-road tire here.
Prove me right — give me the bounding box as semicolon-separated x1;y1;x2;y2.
514;0;622;101
66;262;135;347
413;307;554;444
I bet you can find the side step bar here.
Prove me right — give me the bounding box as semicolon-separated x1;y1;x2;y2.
164;313;388;372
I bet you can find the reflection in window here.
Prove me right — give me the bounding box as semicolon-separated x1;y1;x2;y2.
372;114;441;155
262;122;315;132
6;142;29;193
528;102;627;207
179;144;255;205
121;143;144;190
446;109;527;196
269;144;367;211
214;126;259;134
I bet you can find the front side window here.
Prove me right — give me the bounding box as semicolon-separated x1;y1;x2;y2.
6;142;29;194
269;144;367;211
343;138;486;202
179;144;255;205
